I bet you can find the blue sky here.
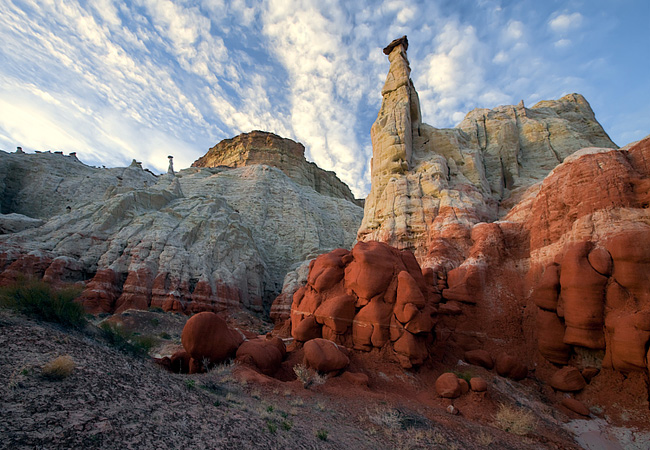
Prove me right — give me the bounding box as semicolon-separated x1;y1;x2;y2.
0;0;648;197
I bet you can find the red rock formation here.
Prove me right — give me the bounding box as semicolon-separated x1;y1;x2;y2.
435;373;461;398
469;377;487;392
303;338;350;373
181;312;244;372
235;337;285;376
463;350;494;370
550;367;586;392
290;241;438;368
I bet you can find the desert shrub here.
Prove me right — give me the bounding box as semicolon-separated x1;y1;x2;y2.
0;279;84;328
494;403;537;435
451;370;473;383
367;406;402;430
293;363;326;389
266;421;277;434
42;355;75;380
148;306;164;313
316;429;328;441
99;322;154;356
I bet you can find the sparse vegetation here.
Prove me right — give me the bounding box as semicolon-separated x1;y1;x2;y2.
316;429;328;441
266;421;277;434
367;406;402;430
281;420;293;431
148;306;164;313
42;355;75;380
451;370;473;383
185;379;196;389
99;322;154;356
0;279;85;328
293;363;326;389
494;403;537;436
476;430;494;446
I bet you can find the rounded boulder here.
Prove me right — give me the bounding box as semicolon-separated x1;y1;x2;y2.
435;373;461;398
303;338;350;373
550;366;586;392
181;312;244;366
235;338;284;376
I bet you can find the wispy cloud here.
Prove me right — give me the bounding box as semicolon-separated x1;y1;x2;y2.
0;1;647;197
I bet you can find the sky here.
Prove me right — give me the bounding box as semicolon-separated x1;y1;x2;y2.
0;0;648;198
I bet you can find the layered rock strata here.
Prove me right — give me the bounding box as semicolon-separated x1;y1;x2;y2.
354;36;650;404
192;130;360;205
358;37;617;270
0;140;363;314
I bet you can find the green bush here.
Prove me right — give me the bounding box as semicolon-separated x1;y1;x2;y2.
0;279;85;328
99;322;154;357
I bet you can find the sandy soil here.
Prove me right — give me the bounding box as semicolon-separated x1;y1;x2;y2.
1;308;644;449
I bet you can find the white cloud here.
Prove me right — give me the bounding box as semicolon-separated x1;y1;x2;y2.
555;38;571;48
505;20;524;40
549;12;583;33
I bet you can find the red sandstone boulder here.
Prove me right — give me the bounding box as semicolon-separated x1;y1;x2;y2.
464;349;494;369
495;353;528;381
181;312;243;369
303;338;350;373
458;378;469;394
561;398;590;416
292;315;322;342
550;367;586;392
235;338;284;376
291;241;436;369
435;373;461;398
470;377;487;392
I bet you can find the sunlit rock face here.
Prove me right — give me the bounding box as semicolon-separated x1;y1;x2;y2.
358;36;617;272
0;139;363;315
192;130;361;206
356;36;650;392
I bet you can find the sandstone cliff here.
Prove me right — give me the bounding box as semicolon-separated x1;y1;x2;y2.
0;141;363;315
358;36;617;269
192;130;361;206
350;36;650;416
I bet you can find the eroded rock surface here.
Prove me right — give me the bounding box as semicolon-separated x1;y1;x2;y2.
192;130;360;205
0;140;363;315
290;241;439;368
358;37;617;270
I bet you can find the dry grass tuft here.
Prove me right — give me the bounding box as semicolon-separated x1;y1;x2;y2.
367;406;402;430
494;403;537;436
293;363;326;389
476;430;494;446
42;355;75;380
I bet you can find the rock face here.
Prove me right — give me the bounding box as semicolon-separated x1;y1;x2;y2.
357;36;650;403
358;37;617;269
0;139;363;315
290;241;439;368
192;130;360;205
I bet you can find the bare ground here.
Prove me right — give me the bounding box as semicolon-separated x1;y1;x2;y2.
0;308;630;449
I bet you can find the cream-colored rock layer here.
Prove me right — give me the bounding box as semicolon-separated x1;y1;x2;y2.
0;151;363;311
192;130;360;205
358;38;617;265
